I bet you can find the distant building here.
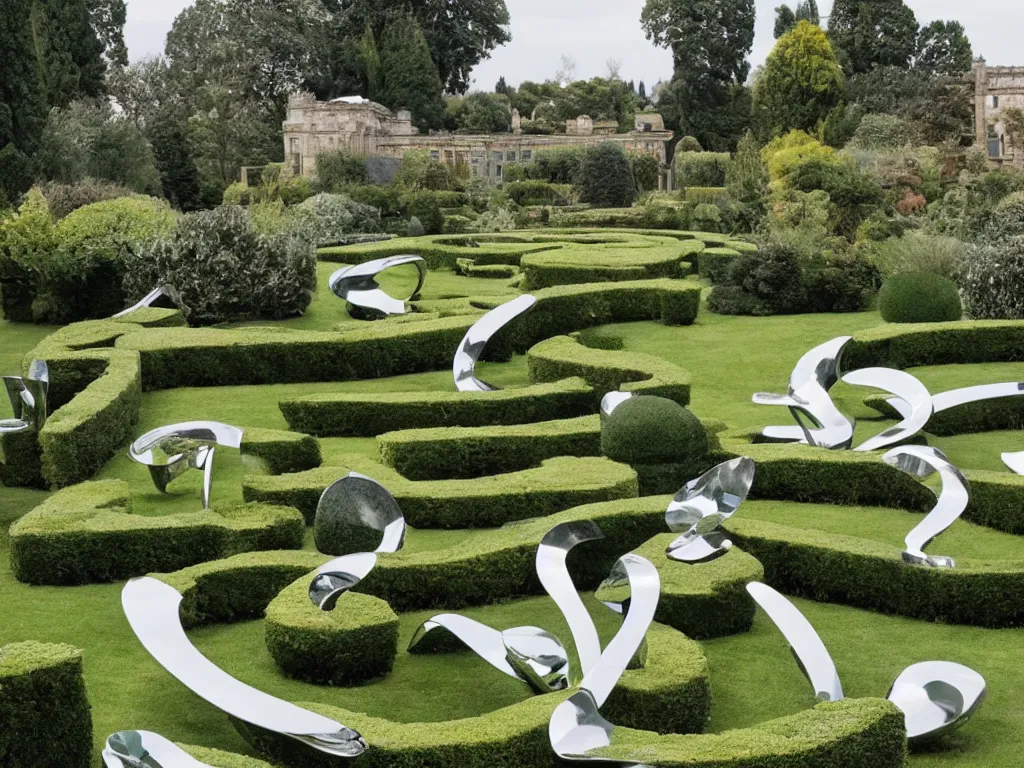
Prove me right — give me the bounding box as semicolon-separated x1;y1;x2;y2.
973;59;1024;165
282;92;676;188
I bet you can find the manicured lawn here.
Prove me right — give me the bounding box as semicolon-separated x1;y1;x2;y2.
1;266;1022;766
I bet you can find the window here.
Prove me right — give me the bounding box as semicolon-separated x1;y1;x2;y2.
290;138;300;154
522;150;533;161
444;150;455;164
993;96;1000;108
492;151;503;163
430;150;440;160
506;151;517;162
496;164;503;180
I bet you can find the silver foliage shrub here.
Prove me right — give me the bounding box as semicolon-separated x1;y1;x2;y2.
290;193;381;247
961;238;1024;320
130;205;317;325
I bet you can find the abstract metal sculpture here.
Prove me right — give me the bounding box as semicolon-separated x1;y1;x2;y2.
548;554;659;765
599;391;635;423
753;336;854;449
408;521;605;693
841;368;933;452
129;422;245;509
113;285;179;319
1002;451;1024;475
328;255;427;319
453;294;537;392
885;381;1024;423
747;582;986;747
0;360;48;434
103;730;214;767
309;473;407;610
121;577;368;757
882;445;969;568
665;457;756;562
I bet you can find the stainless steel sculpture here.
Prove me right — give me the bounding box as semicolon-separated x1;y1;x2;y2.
103;730;214;768
328;255;427;319
842;368;933;452
882;446;969;568
548;554;660;765
885;381;1024;423
408;521;604;693
121;577;368;757
0;360;48;434
1002;451;1024;474
453;294;537;392
753;336;855;449
599;391;635;424
308;472;407;610
747;581;986;747
665;457;756;563
113;285;179;319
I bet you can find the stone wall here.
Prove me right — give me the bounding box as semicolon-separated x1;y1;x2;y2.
973;60;1024;166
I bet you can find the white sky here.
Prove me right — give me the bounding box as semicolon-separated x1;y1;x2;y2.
125;0;1019;91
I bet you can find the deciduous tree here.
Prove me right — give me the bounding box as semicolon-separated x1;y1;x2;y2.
916;20;973;77
828;0;918;74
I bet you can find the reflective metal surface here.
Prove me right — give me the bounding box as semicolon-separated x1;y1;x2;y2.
1002;451;1024;474
599;391;635;424
328;255;426;319
308;552;378;611
128;422;245;509
121;577;367;757
314;472;406;556
882;446;969;568
842;368;933;452
453;294;537;392
103;730;211;767
887;661;987;746
0;360;49;434
407;612;519;678
665;458;755;563
887;381;1024;421
113;285;179;319
502;626;571;692
754;337;854;449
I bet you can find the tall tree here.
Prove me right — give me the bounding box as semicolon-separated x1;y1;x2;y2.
828;0;918;74
916;20;973;77
774;0;818;38
378;15;445;131
495;76;509;95
148;107;203;211
638;81;647;101
357;23;382;100
32;0;107;107
753;21;844;139
0;0;48;155
86;0;127;66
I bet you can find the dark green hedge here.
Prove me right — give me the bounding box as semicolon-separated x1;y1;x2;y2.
0;642;92;768
845;319;1024;370
520;240;702;290
318;233;556;270
9;480;305;585
0;429;44;488
280;378;597;438
240;428;322;475
243;455;639;527
265;575;399;685
864;391;1024;437
698;248;741;284
179;745;277;768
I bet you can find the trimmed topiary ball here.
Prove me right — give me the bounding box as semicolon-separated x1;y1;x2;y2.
878;272;962;324
601;396;708;465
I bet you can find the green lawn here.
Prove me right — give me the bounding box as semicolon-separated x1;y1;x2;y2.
1;267;1022;767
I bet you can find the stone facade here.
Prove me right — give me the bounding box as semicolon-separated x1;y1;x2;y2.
282;92;675;186
973;59;1024;165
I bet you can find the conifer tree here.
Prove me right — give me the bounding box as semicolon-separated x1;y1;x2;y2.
379;15;445;131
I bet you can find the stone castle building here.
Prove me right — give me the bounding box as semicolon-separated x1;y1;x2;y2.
282;92;675;187
973;59;1024;165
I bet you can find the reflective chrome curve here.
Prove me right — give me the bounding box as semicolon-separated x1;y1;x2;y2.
0;359;49;435
121;577;368;757
666;457;755;562
882;446;969;568
103;730;212;767
453;294;537;392
599;391;635;424
328;255;426;319
308;552;378;611
842;368;933;452
1002;451;1024;475
113;285;179;319
886;381;1024;422
314;471;407;556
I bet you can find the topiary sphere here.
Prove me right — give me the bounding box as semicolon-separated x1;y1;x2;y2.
601;396;708;465
878;272;962;324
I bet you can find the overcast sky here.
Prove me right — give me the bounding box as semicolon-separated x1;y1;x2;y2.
126;0;1016;92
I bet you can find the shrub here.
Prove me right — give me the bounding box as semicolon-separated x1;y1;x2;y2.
961;240;1024;320
761;130;835;182
39;179;135;220
408;216;426;237
443;215;471;234
401;190;445;234
132;206;317;325
221;182;251;206
290;193;380;246
869;231;968;281
0;189;59;322
601;396;708;465
847;114;917;150
345;184;403;217
708;241;808;315
675;136;703;153
788;159;884;238
503;181;573;207
531;147;585;184
629;152;660;193
576;143;636;208
878;272;962;323
691;203;722;233
987;191;1024;243
676;152;731;187
315;150;369;190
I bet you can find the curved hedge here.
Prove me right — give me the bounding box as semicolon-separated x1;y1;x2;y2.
845;319;1024;370
520;238;701;290
0;642;92;768
10;480;305;585
698;248;742;284
243;455;639;527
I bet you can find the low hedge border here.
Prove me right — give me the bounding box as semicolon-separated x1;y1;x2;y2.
265;575;400;685
113;307;188;328
0;429;45;488
597;534;762;640
240;428;322;475
9;480;306;585
318;233;560;270
520;239;702;291
727;515;1024;627
0;642;92;768
280;378;597;438
527;335;691;405
845;319;1024;370
243;455;639;527
698;248;741;285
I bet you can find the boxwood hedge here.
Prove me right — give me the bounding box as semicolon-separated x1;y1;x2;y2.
520;239;701;290
845;319;1024;370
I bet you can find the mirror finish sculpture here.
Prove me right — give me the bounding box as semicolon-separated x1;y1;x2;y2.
408;521;604;693
121;577;368;757
882;446;969;568
753;336;854;449
747;581;986;747
548;553;660;765
103;730;214;768
113;285;179;319
129;422;245;509
328;255;426;319
453;294;537;392
885;381;1024;422
1002;451;1024;475
599;391;635;424
842;369;933;452
665;457;756;563
0;360;49;434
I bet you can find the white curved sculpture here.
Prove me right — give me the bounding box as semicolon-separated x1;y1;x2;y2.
665;457;756;563
329;255;427;319
885;381;1024;422
113;285;179;319
841;368;933;452
103;730;213;767
0;360;49;435
453;294;537;392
